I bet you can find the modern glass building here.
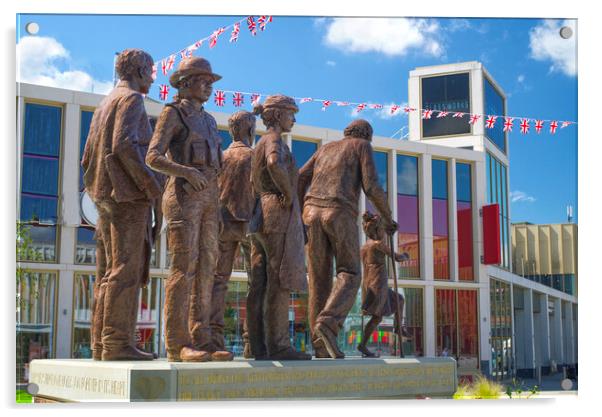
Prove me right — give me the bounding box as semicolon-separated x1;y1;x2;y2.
16;61;577;385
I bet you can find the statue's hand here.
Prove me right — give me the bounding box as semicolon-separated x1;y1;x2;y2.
279;193;292;209
185;168;207;191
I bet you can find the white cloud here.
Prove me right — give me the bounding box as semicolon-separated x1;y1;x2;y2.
529;19;577;77
375;102;408;120
322;18;443;57
510;190;536;203
326;60;336;67
517;74;525;83
17;36;113;94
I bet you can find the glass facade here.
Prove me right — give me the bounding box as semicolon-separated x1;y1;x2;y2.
432;159;449;280
20;103;63;262
16;271;57;383
71;274;164;358
484;77;506;153
490;279;513;379
486;153;510;269
436;288;479;369
396;154;420;278
456;162;474;280
76;110;96;265
366;150;389;214
291;139;318;169
421;73;471;138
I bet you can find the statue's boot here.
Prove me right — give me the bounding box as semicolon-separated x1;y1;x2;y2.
243;342;253;359
314;323;345;359
102;345;154;361
167;346;212;362
269;348;312;361
211;350;234;361
312;338;332;358
358;344;379;358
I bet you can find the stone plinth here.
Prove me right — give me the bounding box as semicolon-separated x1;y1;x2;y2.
29;357;457;402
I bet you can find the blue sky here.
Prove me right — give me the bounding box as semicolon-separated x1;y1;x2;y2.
16;14;578;225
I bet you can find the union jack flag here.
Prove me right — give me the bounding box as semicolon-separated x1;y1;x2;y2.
422;109;433;119
166;55;176;71
370;104;383;109
300;98;313;104
210;28;225;49
180;49;191;59
251;94;261;105
337;101;350;106
535;120;544;134
191;40;203;50
214;90;226;107
258;16;268;31
161;59;168;75
390;104;400;114
469;114;481;125
233;92;244;107
561;121;572;129
485;115;497;129
151;65;157;80
230;23;240;43
520;119;530;134
247;16;257;36
403;106;416;113
355;103;366;113
437;111;449;118
549;120;558;134
321;100;332;111
159;84;169;101
452;112;464;118
503;117;514;132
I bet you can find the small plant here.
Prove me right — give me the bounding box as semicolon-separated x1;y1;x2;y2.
453;374;503;399
505;378;540;399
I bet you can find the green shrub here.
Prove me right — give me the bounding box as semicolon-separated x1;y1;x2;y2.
16;390;33;404
453;374;503;399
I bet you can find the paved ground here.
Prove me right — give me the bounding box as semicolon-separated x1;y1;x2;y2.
505;371;578;393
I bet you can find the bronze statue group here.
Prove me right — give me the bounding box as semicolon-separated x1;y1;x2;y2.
83;49;410;363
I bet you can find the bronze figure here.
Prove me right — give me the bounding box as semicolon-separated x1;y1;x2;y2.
82;48;162;361
146;56;231;362
210;111;256;358
358;211;410;358
247;95;311;360
298;119;397;359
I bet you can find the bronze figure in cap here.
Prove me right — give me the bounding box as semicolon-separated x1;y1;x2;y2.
247;94;311;360
146;56;232;362
298;119;397;359
358;211;410;358
82;48;162;361
210;111;256;358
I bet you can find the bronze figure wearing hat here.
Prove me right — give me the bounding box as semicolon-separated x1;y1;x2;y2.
146;56;231;362
82;48;162;361
247;94;311;360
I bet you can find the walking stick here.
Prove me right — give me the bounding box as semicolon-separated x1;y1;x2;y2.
388;233;404;358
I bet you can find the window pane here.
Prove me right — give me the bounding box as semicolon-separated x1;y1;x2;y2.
18;225;56;262
16;271;57;383
397;155;420;278
432;159;449;280
79;110;94;191
21;156;59;196
292;139;318;169
436;289;457;357
20;195;58;223
484;78;506;153
457;289;479;368
75;227;96;264
366;150;389;214
422;73;470;138
219;129;232;150
23;103;62;157
486;153;492;203
457;163;474;281
402;288;424;356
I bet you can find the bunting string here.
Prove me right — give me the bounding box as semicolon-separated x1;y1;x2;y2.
155;87;576;135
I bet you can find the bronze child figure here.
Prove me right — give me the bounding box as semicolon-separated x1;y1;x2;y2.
146;56;231;362
210;111;256;359
358;211;411;358
247;94;311;360
81;48;162;361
